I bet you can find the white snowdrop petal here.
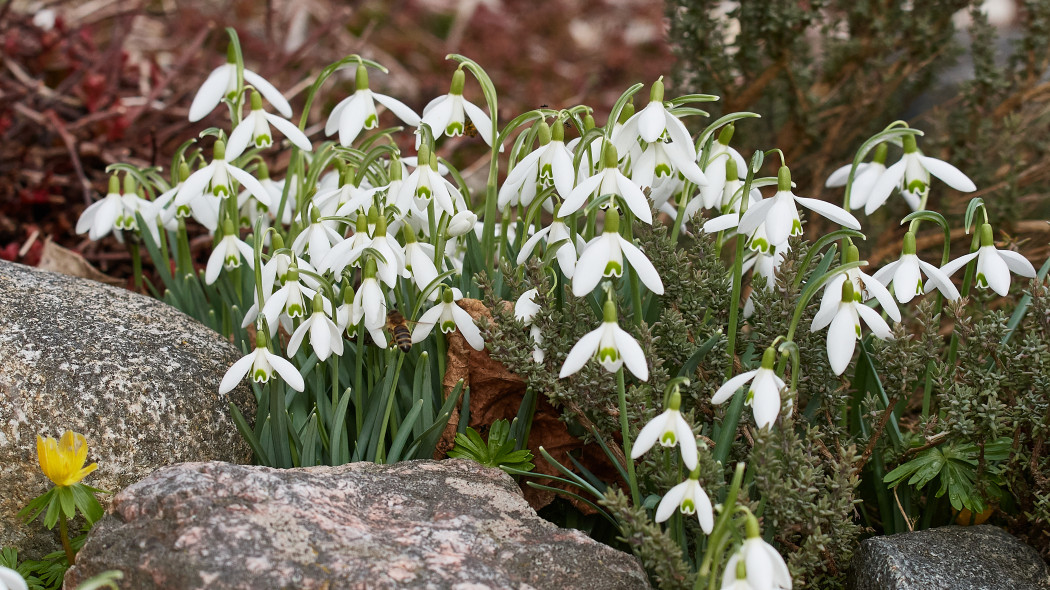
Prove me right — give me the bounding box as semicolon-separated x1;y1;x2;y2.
559;327;604;378
826;308;858;375
917;155;976;192
712;370;759;405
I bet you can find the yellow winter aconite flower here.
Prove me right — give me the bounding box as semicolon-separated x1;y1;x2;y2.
37;431;98;487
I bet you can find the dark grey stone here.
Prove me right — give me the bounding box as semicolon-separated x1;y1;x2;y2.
848;525;1050;590
65;460;650;590
0;260;256;558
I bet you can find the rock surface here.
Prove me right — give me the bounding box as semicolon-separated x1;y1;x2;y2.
848;525;1050;590
0;260;256;557
65;459;650;590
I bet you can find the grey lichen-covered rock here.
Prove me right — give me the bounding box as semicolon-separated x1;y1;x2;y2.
848;525;1050;590
0;260;256;558
65;460;650;590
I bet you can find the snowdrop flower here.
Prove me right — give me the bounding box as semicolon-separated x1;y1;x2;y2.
712;347;786;430
631;388;697;470
403;229;440;299
321;210;404;287
287;294;344;361
872;232;960;303
76;176;126;241
559;299;648;381
655;468;713;533
446;210;478;237
811;280;894;375
936;223;1036;296
397;146;465;217
351;259;388;347
326;64;421;147
514;288;544;363
498;119;576;211
573;207;663;297
816;243;901;324
825;143;888;212
412;286;484;351
290;206;344;264
516;218;579;279
696;124;747;210
0;565;27;590
420;68;494;147
559;143;654;224
739;166;861;251
218;331;304;394
722;531;793;590
227;91;312;158
175;140;271;207
261;263;316;332
205;220;255;284
189;48;291;122
612;78;708;189
866;134;976;214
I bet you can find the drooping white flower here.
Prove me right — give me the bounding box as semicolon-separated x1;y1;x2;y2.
936;223;1036;297
189;52;291;123
397;146;466;218
811;280;894;375
420;68;495;147
655;470;713;533
326;63;421;147
218;331;304;394
290;206;344;264
205;221;255;284
711;347;786;430
516;218;579;279
866;134;976;214
514;288;544;363
559;299;648;381
815;243;901;324
498;119;576;211
722;532;793;590
226;91;312;158
261;263;316;333
825;143;889;212
572;208;663;297
696;124;747;211
411;286;484;351
559;143;654;224
738;166;861;251
350;259;388;347
287;294;344;361
403;233;440;299
76;176;126;241
446;210;478;237
871;231;960;303
174;140;271;208
631;389;697;469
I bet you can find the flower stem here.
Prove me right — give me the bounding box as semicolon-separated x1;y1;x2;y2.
617;368;641;506
59;513;75;565
696;462;746;588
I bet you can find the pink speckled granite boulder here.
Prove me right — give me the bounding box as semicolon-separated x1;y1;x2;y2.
64;459;650;589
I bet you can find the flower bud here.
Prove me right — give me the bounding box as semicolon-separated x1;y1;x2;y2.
446;210;478;237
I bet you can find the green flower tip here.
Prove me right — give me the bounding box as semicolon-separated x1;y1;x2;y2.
450;68;466;96
389;158;403;181
429;151;439;171
226;43;237;64
309;205;320;224
312;293;324;313
718;124;735;146
254;328;268;349
270;233;285;251
688;465;701;480
177;161;191;184
418;144;431;167
902;231;916;255
902;133;918;154
761;346;776;369
980;223;994;247
441;286;455;304
840;279;855;303
726;158;739;182
736;558;747;580
286;263;300;282
355;64;370;91
107;175;120;195
123;174;137;195
602;298;617;323
583;113;596;131
257;160;270;180
604;206;620;234
355;213;368;233
845;243;860;264
668;390;682;411
250;91;262;111
618;101;635;124
363;257;378;278
745;512;761;539
649;76;664;103
342;285;355;304
537;120;551;145
366;205;379;225
214;139;227;161
402;224;417;243
222;218;236;235
777;166;791;192
375;213;388;236
603;143;619;169
873;142;889;165
551;119;565;142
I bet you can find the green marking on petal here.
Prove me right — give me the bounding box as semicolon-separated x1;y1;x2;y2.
660;431;677;446
603;260;623;277
655;162;672;177
855;324;862;337
417;186;432;200
176;205;191;217
681;498;695;514
750;237;769;253
224;255;240;267
254;134;272;148
440;320;457;333
288;303;304;317
213;184;230;198
791;219;803;235
447;122;464;136
907;180;927;194
365;114;378;128
598;346;620;364
252;369;270;383
976;273;987;288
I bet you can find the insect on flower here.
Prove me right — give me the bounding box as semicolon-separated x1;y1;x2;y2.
386;310;413;353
